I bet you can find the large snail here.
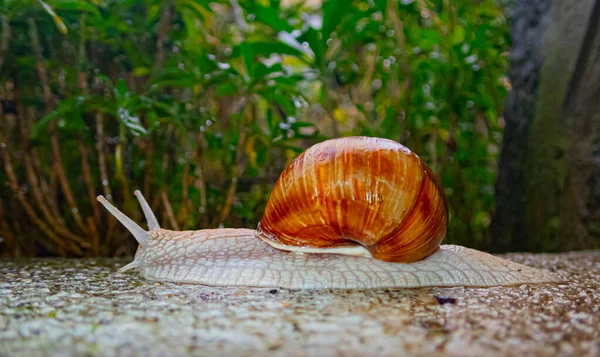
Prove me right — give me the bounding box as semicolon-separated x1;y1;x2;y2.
97;137;559;289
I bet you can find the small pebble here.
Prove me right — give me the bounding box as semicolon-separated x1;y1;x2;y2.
435;296;457;305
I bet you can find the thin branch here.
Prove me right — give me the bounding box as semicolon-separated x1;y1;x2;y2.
388;0;411;142
143;138;154;199
156;3;173;67
1;142;79;255
253;145;272;219
87;216;100;255
193;140;208;227
18;138;89;244
0;15;11;73
21;102;63;225
179;162;190;229
95;113;112;199
13;90;65;230
161;191;180;230
48;163;62;220
79;140;102;226
27;18;53;110
219;101;251;225
0;197;17;257
50;132;89;230
28;18;87;233
23;157;62;226
95;111;117;241
76;13;103;231
145;2;173;227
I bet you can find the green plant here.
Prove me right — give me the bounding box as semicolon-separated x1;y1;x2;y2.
0;0;510;257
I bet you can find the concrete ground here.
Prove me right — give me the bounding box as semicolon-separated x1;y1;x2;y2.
0;251;599;357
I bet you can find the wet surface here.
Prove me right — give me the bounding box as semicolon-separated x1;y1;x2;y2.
1;251;599;357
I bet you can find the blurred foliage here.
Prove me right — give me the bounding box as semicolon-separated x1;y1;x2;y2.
0;0;510;257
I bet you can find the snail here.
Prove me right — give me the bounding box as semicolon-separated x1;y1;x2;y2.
97;136;559;289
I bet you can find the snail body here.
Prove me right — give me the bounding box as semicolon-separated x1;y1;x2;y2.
97;137;559;289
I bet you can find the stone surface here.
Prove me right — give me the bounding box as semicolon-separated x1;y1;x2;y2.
0;251;599;357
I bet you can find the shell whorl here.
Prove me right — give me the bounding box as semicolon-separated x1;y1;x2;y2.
256;136;448;263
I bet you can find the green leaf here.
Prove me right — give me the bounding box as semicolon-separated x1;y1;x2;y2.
451;27;466;45
273;93;295;114
298;27;322;67
116;107;147;136
412;29;445;51
240;41;254;78
322;0;349;42
115;78;128;102
253;62;283;81
181;9;199;44
151;78;196;89
133;67;150;76
146;110;160;131
146;3;162;22
252;3;293;32
52;0;102;18
38;0;68;34
31;96;88;138
31;111;59;138
215;82;239;96
178;1;209;22
250;41;306;60
266;108;276;137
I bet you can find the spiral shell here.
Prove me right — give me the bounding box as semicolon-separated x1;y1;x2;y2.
255;136;448;263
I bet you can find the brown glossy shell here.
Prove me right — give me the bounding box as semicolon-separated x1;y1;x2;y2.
256;136;448;263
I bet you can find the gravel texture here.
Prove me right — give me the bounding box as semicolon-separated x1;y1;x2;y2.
1;251;599;357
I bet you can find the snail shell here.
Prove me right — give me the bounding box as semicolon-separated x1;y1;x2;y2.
256;137;447;263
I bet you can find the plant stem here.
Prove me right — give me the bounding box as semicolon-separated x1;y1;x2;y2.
219;100;251;225
156;2;172;67
0;15;10;73
13;88;64;230
179;162;190;229
79;141;101;224
95;111;117;243
0;141;78;255
161;191;180;230
115;122;131;202
388;0;411;142
0;197;17;257
143;139;154;200
95;113;113;200
193;134;208;227
28;18;88;233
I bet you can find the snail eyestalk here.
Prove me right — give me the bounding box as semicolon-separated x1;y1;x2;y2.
134;190;160;230
96;195;148;246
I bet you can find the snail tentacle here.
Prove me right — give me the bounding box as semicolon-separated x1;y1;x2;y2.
96;195;148;246
117;260;139;273
134;190;160;230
